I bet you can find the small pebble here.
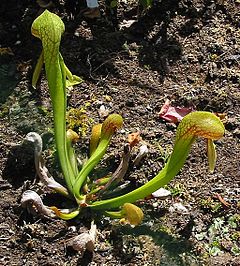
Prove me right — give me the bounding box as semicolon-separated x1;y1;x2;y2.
98;105;109;118
169;203;189;214
68;226;77;232
152;188;171;198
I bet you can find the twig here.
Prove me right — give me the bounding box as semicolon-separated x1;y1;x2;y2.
214;193;231;207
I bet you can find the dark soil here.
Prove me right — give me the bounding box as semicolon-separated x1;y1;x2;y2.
0;0;239;265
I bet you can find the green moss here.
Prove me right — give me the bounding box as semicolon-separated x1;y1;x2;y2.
0;104;9;118
199;197;222;213
167;183;186;197
38;105;50;116
158;224;173;235
231;232;240;241
228;214;240;228
66;102;94;137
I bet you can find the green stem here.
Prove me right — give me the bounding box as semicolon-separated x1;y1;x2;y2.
73;114;123;202
47;56;76;193
104;210;122;219
32;50;44;88
66;136;79;177
90;136;195;210
73;137;111;201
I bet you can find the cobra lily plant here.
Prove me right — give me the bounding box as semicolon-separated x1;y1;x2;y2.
21;10;224;226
